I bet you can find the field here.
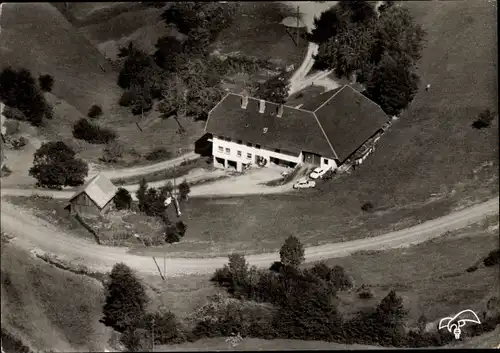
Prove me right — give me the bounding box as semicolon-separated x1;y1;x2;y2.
0;242;112;352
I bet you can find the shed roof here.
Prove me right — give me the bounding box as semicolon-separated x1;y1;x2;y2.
69;173;118;209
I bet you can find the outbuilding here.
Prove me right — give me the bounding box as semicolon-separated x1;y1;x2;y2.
68;173;117;216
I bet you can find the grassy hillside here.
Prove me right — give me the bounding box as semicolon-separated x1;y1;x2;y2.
0;242;112;352
0;3;119;113
0;3;204;170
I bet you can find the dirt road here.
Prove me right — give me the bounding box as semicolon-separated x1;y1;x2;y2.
1;165;295;199
280;1;341;94
2;197;498;277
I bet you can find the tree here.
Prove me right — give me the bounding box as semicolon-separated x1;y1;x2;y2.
154;36;185;71
374;290;408;345
364;54;420;116
0;67;51;126
178;180;190;201
257;72;290;104
101;142;124;163
101;263;148;333
279;236;305;269
114;188;132;210
378;0;396;14
38;74;54;92
29;141;88;189
337;0;376;24
136;178;148;211
308;7;346;44
120;327;152;352
87;104;103;119
141;311;184;345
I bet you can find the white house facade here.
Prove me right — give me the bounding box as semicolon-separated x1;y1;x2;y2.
204;85;390;174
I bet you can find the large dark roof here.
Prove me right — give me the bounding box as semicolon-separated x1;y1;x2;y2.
205;85;389;162
205;94;336;158
314;85;389;161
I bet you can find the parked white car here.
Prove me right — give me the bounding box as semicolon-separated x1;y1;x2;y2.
309;167;330;180
293;179;316;189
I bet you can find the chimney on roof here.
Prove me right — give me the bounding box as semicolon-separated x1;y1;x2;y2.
277;104;284;118
259;99;265;114
241;95;248;109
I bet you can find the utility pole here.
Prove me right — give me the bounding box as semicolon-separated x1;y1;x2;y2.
151;317;155;352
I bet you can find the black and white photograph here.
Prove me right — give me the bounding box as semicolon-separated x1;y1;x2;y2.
0;0;498;351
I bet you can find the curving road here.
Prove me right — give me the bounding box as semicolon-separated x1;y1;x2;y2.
1;196;498;277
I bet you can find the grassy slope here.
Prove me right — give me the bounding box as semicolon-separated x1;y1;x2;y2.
0;3;204;168
166;0;498;256
0;243;112;352
0;3;119;113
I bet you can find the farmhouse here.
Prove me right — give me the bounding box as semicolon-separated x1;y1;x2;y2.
204;85;390;172
68;173;117;216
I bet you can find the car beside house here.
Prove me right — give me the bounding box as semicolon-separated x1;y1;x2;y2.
309;166;330;180
203;84;391;174
293;179;316;189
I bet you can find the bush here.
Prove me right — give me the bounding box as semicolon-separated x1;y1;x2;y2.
38;74;54;92
114;188;132;210
120;328;152;351
472;109;496;129
2;106;27;121
178;180;190;201
361;201;374;212
165;220;187;244
119;91;138;107
87;104;103;119
72;118;117;144
483;249;499;267
145;147;172;161
11;136;27;150
29;141;88;189
3;119;20;136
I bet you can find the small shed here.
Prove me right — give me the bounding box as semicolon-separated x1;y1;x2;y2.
68;173;118;216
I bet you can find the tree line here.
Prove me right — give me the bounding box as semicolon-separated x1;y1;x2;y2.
100;236;500;351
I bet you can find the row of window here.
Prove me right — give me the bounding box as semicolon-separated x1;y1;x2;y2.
217;136;261;149
217;146;252;159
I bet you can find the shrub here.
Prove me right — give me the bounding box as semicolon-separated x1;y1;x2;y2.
72;118;117;144
119;91;138;107
114;188;132;210
11;136;27;150
4;119;20;135
87;104;103;119
120;327;152;351
101;263;148;333
2;106;27;121
361;201;374;212
145;147;171;161
29;141;88;189
165;220;187;244
472;109;496;129
38;74;54;92
483;249;499;267
178;180;190;201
